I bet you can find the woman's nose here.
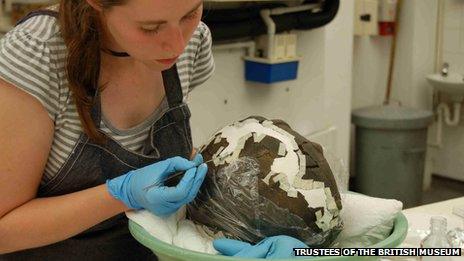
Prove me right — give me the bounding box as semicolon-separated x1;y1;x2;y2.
161;25;185;56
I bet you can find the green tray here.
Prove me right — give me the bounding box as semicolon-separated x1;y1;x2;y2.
128;212;408;261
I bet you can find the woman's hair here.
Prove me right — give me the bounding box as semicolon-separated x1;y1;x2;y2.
59;0;126;143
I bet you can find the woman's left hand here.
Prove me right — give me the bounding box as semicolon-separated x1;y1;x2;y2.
213;235;310;259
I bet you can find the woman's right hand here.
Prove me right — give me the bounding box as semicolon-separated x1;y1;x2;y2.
106;155;207;217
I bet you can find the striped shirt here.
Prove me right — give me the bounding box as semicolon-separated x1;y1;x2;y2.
0;13;214;185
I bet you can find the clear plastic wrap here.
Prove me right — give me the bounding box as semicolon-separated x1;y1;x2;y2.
320;145;349;193
187;116;344;247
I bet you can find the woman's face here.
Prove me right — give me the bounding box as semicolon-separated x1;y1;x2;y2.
99;0;203;70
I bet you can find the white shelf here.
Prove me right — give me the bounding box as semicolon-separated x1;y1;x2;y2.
243;55;301;64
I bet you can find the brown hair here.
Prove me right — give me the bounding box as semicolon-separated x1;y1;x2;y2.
58;0;126;143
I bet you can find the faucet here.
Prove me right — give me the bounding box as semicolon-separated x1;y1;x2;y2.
441;62;449;77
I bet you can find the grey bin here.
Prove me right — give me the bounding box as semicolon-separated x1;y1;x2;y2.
352;105;434;208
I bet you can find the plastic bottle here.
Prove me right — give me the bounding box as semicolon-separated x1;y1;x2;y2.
447;215;464;255
420;216;451;261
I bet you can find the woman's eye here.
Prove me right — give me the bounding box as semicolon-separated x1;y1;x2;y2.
140;26;161;34
182;11;198;22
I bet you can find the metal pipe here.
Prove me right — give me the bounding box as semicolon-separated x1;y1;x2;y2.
434;0;445;73
260;9;275;59
269;3;320;16
259;4;320;60
428;102;462;148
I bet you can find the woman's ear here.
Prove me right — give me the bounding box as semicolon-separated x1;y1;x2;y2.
85;0;103;12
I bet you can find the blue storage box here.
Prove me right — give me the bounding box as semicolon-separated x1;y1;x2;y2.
244;56;299;84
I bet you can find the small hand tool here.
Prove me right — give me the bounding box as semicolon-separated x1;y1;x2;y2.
142;153;230;191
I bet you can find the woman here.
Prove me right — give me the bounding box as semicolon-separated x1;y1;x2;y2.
0;0;211;258
0;0;307;259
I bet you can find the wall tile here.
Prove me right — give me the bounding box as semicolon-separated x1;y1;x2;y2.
460;25;464;52
444;0;463;28
443;28;461;52
443;51;464;72
445;0;463;13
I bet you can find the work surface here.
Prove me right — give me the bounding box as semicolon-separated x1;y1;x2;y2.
382;197;464;260
401;197;464;247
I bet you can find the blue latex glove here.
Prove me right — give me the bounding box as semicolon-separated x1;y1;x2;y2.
106;154;207;217
213;235;310;259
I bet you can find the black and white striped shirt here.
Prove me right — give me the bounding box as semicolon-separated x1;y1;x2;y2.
0;12;214;185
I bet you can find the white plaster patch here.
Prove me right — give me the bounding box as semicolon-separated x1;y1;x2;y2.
212;146;225;159
208;118;340;232
294;179;314;190
297;187;340;231
278;142;286;156
215;119;302;190
315;210;333;232
262;171;276;185
324;187;338;212
273;173;291;192
313;181;325;189
253;132;266;143
298;188;326;209
287;189;298;198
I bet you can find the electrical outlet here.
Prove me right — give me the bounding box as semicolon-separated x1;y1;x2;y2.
285;33;297;58
354;0;378;36
274;34;286;59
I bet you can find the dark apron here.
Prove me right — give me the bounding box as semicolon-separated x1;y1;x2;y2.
2;10;193;261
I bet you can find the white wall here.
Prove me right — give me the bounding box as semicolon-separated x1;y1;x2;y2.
352;0;437;110
351;0;438;186
189;1;354;181
443;0;464;72
429;0;464;182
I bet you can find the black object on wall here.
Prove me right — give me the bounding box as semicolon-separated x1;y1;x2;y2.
202;0;340;42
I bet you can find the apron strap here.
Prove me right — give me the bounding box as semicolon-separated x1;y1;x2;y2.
162;64;184;107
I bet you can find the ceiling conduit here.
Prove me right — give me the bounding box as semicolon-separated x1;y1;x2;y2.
202;0;340;42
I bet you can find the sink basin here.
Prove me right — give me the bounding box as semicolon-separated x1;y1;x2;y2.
426;72;464;102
